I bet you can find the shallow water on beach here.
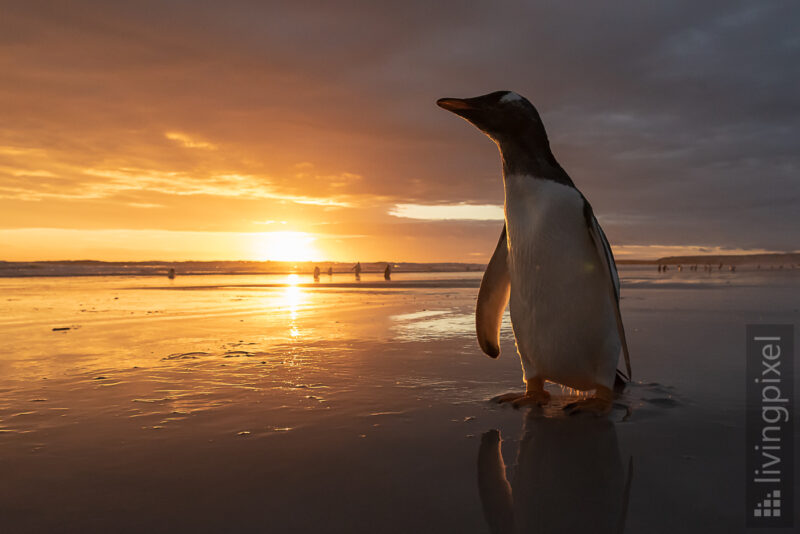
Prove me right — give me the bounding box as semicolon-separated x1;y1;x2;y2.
0;267;798;533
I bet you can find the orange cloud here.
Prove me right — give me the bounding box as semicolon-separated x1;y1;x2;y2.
164;132;218;150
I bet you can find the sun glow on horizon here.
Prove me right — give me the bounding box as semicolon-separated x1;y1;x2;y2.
253;231;321;262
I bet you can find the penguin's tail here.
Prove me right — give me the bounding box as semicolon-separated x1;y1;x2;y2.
613;369;629;394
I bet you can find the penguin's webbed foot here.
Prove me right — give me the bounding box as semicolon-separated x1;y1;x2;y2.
563;397;612;416
491;377;550;408
563;385;613;416
490;389;550;408
491;391;526;404
511;390;551;409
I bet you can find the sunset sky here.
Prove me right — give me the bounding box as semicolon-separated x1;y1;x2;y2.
1;1;798;262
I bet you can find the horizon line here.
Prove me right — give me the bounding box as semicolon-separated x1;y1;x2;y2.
2;251;799;265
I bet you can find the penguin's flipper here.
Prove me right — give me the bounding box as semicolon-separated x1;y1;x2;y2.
476;225;511;358
583;202;632;379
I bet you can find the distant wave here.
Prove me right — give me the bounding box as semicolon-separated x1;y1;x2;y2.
0;260;486;278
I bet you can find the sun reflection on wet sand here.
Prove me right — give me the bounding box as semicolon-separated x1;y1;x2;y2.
283;273;304;337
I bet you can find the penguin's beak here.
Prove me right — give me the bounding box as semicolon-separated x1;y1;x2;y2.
436;98;475;113
437;95;495;134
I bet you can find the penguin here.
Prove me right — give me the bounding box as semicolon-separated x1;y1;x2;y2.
313;266;320;281
437;91;631;415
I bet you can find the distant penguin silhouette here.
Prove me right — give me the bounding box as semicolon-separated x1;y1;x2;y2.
313;266;320;281
353;262;361;280
167;268;175;279
384;263;392;280
478;416;632;534
327;266;333;276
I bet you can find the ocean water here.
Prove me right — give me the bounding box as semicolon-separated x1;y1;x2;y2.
0;267;798;533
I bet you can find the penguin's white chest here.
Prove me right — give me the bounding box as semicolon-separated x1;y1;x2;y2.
503;175;620;390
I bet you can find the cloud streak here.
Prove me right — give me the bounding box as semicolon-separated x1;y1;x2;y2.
390;203;504;221
164;132;217;150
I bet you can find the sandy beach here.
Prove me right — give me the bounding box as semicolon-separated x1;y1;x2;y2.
0;267;798;533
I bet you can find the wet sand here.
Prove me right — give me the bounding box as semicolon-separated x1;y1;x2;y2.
0;268;798;533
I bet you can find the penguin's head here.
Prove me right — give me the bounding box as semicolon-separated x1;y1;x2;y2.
436;91;548;147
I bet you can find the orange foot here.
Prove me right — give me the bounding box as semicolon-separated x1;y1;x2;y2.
491;377;550;409
563;385;613;416
491;391;526;403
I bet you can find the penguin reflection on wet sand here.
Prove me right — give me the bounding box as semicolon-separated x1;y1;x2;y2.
438;91;631;414
478;416;632;534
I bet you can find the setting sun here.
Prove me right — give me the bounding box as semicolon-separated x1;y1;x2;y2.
253;232;320;262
